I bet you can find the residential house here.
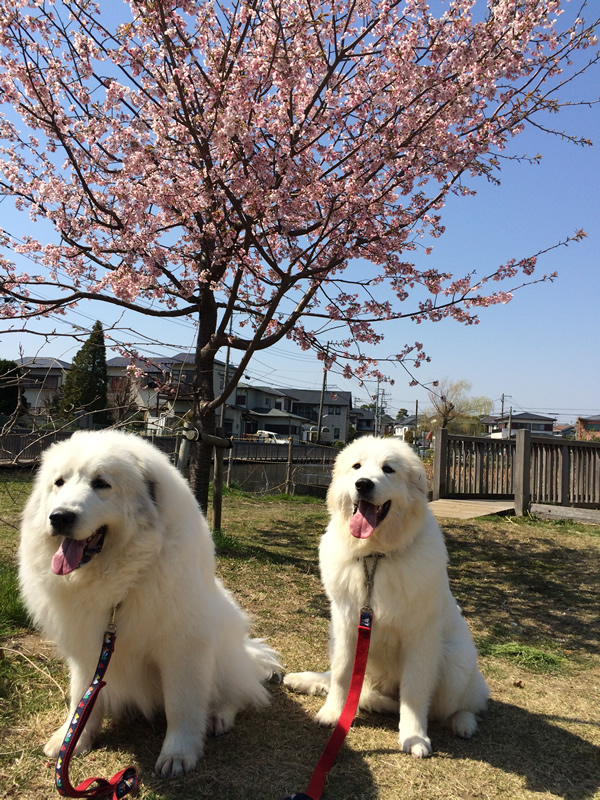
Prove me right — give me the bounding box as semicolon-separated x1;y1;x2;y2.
349;407;395;437
106;353;232;432
17;357;70;418
482;411;556;438
274;388;352;443
16;351;355;442
228;384;309;440
553;423;576;438
576;415;600;441
393;414;418;441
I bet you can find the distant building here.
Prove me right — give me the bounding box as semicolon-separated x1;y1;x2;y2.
348;406;395;437
553;423;576;438
275;388;353;443
106;353;231;432
17;357;70;418
481;412;556;438
576;415;600;441
393;414;417;440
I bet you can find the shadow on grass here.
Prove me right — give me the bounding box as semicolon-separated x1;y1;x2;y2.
471;699;600;800
442;521;600;655
92;693;600;800
89;683;377;800
356;698;600;800
217;518;323;572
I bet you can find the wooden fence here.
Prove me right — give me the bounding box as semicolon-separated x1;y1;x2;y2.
4;428;598;515
0;430;180;464
433;428;600;514
0;431;337;496
224;439;337;495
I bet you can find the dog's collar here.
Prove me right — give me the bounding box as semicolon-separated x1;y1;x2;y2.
360;553;384;607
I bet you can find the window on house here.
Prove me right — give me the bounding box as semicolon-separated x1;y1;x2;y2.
236;394;246;406
334;428;340;438
295;403;318;422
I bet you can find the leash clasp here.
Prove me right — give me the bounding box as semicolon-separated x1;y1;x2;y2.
107;605;118;634
360;606;373;628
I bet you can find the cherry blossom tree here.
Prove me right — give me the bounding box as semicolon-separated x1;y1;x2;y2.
0;0;597;509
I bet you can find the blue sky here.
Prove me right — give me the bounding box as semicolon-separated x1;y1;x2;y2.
1;16;598;425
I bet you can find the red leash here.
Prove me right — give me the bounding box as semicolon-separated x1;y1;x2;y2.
54;610;138;799
284;605;373;800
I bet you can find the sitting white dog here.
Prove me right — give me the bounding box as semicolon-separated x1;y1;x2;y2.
284;436;488;757
19;430;279;777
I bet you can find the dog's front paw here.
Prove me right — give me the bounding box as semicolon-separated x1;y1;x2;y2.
208;708;236;737
155;748;200;778
314;702;342;728
401;734;432;758
284;671;331;696
155;729;204;778
44;723;95;759
450;710;478;739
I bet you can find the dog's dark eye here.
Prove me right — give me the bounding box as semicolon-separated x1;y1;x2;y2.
92;477;111;490
352;463;361;470
382;465;395;474
54;477;64;487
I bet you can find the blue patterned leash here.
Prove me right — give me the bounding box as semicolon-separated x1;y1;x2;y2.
55;608;138;799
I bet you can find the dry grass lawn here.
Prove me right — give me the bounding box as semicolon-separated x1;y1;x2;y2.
1;477;599;800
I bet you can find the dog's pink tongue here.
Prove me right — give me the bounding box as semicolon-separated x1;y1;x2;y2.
350;500;377;539
52;538;85;576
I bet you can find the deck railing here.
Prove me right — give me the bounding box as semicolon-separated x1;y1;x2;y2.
433;428;600;514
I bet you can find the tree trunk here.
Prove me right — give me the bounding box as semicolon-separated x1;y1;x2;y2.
188;287;219;514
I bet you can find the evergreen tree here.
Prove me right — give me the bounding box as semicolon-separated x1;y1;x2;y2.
0;359;20;417
60;322;109;426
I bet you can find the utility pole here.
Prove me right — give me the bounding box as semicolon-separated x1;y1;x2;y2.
500;393;512;420
316;344;328;444
414;399;419;447
219;317;233;430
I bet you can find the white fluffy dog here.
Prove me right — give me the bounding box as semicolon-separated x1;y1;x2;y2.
19;430;279;777
284;436;488;757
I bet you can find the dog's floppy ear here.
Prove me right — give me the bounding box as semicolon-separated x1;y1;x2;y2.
146;480;158;505
407;456;429;500
128;452;160;525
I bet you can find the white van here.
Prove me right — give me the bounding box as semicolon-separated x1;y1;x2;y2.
255;430;289;444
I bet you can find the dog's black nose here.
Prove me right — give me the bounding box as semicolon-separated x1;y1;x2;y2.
355;477;375;496
49;508;77;533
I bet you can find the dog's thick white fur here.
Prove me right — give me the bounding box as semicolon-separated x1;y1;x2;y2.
284;436;488;758
19;430;279;777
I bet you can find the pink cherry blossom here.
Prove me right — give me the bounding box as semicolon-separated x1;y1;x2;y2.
0;0;596;504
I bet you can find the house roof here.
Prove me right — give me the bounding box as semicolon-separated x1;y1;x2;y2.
577;415;600;423
106;353;227;369
351;407;375;420
277;388;352;406
483;412;556;424
245;408;311;423
244;385;290;398
19;357;71;370
395;415;417;427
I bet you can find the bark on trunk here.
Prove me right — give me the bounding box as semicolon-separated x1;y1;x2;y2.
188;287;219;514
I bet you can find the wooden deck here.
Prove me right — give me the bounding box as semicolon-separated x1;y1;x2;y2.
429;498;514;520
